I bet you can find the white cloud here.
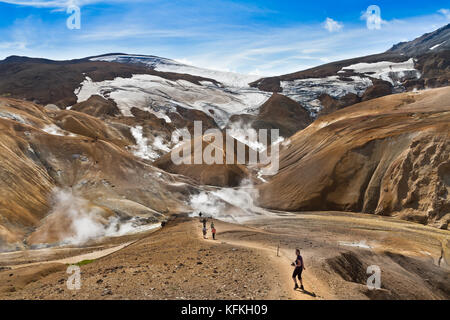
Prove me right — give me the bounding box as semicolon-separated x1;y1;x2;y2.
0;41;27;49
248;68;263;76
323;17;343;32
78;28;198;40
0;0;79;7
0;0;139;8
438;9;450;20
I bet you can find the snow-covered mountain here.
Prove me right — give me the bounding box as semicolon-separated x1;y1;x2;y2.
387;23;450;56
76;56;271;128
251;55;425;116
90;54;261;88
0;24;447;167
85;53;421;118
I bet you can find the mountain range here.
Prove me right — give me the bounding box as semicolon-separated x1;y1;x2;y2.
0;23;449;250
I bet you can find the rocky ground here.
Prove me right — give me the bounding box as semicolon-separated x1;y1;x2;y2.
0;212;448;300
0;217;290;300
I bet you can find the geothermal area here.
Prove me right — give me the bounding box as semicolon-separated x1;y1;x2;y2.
0;24;449;300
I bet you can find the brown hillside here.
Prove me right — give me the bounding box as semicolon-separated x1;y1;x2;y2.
229;93;312;138
0;98;193;250
154;133;253;187
258;87;450;229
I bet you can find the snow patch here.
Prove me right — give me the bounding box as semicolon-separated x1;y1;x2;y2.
0;111;27;124
90;54;261;88
430;42;445;50
75;74;270;128
281;76;372;117
41;125;75;137
226;121;267;151
340;58;421;85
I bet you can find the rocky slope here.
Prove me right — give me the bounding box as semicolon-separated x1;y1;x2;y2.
387;23;449;56
0;97;196;251
258;87;450;229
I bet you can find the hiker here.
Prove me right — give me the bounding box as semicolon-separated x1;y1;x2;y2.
211;221;216;240
202;225;208;239
201;217;208;229
291;248;306;290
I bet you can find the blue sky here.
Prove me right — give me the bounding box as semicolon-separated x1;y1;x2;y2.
0;0;449;75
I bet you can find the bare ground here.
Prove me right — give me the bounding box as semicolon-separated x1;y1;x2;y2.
0;212;449;300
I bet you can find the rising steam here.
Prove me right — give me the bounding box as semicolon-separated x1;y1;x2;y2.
189;180;260;223
32;188;159;246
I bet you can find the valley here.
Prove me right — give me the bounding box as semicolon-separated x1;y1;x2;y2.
0;23;449;300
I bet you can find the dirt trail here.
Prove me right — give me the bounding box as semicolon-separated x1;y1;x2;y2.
1;213;448;300
5;242;134;270
210;213;450;300
219;238;321;299
208;220;334;299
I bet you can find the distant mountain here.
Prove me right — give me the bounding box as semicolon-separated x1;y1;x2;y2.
90;54;260;88
251;23;450;114
0;24;448;124
0;55;218;107
0;24;447;161
387;23;450;56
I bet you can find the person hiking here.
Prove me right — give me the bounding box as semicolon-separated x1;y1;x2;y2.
211;221;216;240
291;248;306;290
199;214;208;239
202;225;208;239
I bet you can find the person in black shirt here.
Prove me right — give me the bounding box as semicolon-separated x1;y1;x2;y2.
292;248;305;290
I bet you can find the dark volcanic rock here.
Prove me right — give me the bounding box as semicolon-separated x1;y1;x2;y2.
169;105;219;134
71;95;120;118
318;93;361;117
387;23;449;57
229;93;312;138
414;50;450;89
361;80;393;101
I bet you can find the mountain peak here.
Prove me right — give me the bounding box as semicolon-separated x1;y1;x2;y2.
387;23;450;56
